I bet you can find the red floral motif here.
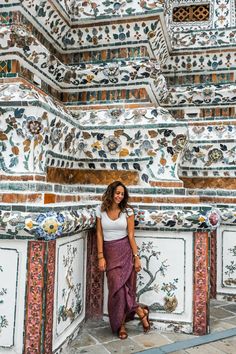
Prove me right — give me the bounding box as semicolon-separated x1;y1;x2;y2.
24;241;45;354
44;241;56;354
193;232;209;335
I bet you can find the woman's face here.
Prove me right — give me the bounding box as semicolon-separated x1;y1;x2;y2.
113;185;125;205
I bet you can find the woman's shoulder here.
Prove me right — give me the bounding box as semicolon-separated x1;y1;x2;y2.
124;206;134;217
95;204;103;217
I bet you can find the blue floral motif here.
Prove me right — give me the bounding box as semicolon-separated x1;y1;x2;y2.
35;212;65;240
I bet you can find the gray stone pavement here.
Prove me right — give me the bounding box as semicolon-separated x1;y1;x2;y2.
64;300;236;354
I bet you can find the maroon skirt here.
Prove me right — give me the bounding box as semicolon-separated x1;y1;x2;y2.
103;236;138;333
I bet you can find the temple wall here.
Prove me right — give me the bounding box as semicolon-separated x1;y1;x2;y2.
0;0;236;353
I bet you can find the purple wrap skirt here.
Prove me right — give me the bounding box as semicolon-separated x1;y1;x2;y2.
103;236;138;333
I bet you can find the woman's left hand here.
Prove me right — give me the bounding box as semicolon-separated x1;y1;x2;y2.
134;256;141;272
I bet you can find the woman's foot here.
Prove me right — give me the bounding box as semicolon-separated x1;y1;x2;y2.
136;306;151;333
118;324;128;340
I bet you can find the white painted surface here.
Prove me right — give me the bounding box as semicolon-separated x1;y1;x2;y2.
53;232;87;351
0;240;27;354
104;230;193;326
217;226;236;296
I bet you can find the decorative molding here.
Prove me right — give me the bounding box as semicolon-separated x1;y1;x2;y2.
163;51;235;75
51;0;164;22
135;207;220;230
164;83;236;107
0;25;167;99
0;205;222;239
171;28;236;49
0;83;188;183
0;3;168;58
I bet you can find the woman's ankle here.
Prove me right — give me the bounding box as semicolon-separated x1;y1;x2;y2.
136;306;144;318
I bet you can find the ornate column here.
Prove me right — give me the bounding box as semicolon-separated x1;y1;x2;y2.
210;230;217;299
24;240;56;354
86;229;104;319
193;231;209;335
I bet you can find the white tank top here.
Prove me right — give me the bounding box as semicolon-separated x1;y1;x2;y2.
96;205;134;241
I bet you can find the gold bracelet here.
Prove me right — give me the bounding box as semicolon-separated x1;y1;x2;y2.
133;254;139;258
98;256;104;260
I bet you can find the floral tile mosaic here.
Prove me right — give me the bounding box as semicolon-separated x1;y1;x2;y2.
0;204;232;240
0;82;189;184
170;28;236;49
0;25;167;101
163;83;236;107
2;1;235;55
0;1;236;351
0;6;168;61
53;0;163;22
163;52;235;74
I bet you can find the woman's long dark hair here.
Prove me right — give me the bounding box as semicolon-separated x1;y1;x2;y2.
101;181;129;213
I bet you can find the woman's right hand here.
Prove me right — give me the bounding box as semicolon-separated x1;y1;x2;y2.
98;257;106;272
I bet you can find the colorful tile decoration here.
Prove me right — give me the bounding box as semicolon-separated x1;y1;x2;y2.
24;241;46;354
44;241;56;354
193;231;209;335
0;0;236;352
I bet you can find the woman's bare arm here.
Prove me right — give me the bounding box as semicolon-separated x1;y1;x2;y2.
127;214;141;272
96;217;106;272
127;214;138;254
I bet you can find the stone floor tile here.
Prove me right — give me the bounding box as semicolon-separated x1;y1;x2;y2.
131;332;171;348
210;320;236;332
84;319;109;329
186;343;225;354
65;344;110;354
170;351;189;354
68;332;98;349
210;307;234;319
210;300;230;307
221;304;236;313
225;316;236;325
163;332;196;342
104;338;143;354
87;326;117;343
210;338;236;354
123;323;143;337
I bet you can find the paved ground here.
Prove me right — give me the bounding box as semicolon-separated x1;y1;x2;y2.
64;300;236;354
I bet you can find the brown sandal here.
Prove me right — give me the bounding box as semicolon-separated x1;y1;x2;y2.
140;306;150;333
118;325;128;340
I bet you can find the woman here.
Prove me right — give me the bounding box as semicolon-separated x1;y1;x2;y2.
96;180;150;340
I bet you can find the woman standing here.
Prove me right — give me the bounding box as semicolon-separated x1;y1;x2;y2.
96;181;150;340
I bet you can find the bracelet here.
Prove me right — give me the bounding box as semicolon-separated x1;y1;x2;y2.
98;256;104;260
98;251;103;255
133;254;139;258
